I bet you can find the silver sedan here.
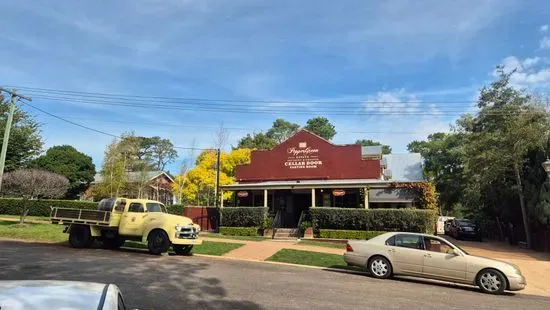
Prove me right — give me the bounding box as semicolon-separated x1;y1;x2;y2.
344;232;526;295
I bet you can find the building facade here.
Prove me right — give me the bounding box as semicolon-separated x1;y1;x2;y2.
220;130;424;228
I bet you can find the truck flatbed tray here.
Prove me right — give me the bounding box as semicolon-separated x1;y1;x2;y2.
50;207;111;226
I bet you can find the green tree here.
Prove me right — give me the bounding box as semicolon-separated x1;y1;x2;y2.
355;139;392;154
459;68;549;248
30;145;96;199
266;118;300;143
0;95;43;171
304;116;336;140
407;132;467;214
236;132;277;150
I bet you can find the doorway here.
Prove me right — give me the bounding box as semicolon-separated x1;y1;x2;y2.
275;190;311;228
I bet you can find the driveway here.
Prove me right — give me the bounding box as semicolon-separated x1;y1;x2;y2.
1;241;549;310
444;236;550;297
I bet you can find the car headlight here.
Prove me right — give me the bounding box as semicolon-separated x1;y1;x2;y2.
175;224;182;231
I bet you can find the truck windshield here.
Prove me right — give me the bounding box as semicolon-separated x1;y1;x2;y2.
146;203;167;213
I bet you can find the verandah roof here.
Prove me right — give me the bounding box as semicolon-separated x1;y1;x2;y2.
220;179;392;190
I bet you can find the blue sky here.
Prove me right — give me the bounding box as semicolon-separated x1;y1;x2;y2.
1;0;550;174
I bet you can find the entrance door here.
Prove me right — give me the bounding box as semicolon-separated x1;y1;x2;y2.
119;202;147;236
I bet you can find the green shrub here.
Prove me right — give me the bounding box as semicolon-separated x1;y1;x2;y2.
0;198;97;217
219;226;262;236
318;229;387;240
311;208;436;233
167;204;185;215
221;207;268;227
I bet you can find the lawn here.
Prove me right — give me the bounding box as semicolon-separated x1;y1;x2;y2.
296;240;346;249
0;221;243;256
0;215;51;222
202;233;268;242
124;240;243;256
0;220;67;242
267;249;364;272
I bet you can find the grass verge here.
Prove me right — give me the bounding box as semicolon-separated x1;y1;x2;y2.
202;233;267;242
0;215;51;222
0;220;66;242
267;248;365;272
0;221;243;256
295;240;346;249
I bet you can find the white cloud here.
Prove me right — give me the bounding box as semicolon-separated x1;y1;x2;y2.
540;37;550;50
496;56;550;89
363;90;421;114
540;24;549;32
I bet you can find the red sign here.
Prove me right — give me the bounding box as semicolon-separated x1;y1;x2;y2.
332;189;346;197
237;191;249;198
235;130;381;182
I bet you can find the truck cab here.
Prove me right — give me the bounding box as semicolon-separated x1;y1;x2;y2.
51;197;202;255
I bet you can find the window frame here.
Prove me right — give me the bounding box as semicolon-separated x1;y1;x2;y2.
128;202;145;213
422;236;455;254
389;234;424;250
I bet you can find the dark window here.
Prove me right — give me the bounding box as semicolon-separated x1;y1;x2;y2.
146;203;166;213
117;293;126;310
385;235;395;246
114;199;126;212
128;203;144;213
393;234;423;250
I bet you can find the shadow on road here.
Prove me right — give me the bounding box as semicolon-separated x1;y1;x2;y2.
0;240;261;310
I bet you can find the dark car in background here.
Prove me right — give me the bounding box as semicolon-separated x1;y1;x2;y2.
449;219;482;241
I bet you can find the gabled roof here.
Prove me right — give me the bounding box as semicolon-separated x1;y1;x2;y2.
93;171;174;183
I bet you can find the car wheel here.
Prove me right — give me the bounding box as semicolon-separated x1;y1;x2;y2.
69;225;93;248
368;256;392;279
173;245;193;255
476;269;507;295
147;230;171;255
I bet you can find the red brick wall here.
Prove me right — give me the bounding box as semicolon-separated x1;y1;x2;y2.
236;130;381;182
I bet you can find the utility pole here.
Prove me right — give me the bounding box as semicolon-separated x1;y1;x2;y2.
214;148;221;207
0;88;32;192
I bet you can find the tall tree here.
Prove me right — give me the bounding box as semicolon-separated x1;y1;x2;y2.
460;68;549;248
0;95;43;171
151;138;178;171
266;118;300;143
355;139;392;154
236;133;277;150
30;145;96;199
1;169;68;223
304;116;336;140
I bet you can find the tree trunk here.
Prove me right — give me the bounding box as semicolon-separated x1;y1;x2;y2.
514;162;531;248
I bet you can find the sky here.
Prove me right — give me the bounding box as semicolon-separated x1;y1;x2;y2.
1;0;550;174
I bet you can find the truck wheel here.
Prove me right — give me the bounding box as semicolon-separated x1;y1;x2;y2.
173;245;193;255
147;230;170;255
69;225;93;248
103;237;125;249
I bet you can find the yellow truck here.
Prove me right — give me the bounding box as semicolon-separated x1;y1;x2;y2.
50;197;202;255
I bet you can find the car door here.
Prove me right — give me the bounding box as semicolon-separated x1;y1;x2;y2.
386;234;425;275
118;202;147;236
422;236;467;282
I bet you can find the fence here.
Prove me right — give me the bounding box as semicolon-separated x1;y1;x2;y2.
183;206;219;232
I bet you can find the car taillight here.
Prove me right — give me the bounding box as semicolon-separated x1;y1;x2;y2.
346;243;353;252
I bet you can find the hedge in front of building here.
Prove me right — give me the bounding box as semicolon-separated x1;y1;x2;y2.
0;198;97;217
318;229;387;240
311;208;436;233
219;226;262;236
221;207;268;227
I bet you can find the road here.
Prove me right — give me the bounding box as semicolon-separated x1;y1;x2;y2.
1;241;549;310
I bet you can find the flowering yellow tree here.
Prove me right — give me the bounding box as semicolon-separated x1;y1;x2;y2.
173;148;251;205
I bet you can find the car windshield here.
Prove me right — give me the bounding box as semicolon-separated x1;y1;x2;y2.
146;203;167;213
458;220;474;227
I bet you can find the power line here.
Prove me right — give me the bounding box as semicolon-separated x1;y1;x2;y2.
7;85;479;105
22;102;214;151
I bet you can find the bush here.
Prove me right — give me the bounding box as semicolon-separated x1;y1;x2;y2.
167;204;185;215
0;198;97;217
221;207;268;227
318;229;387;240
311;208;436;233
219;226;262;236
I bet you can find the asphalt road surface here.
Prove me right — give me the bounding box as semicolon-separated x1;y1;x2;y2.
1;241;549;310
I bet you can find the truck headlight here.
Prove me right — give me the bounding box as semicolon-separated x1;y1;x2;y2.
175;224;182;231
195;225;201;233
